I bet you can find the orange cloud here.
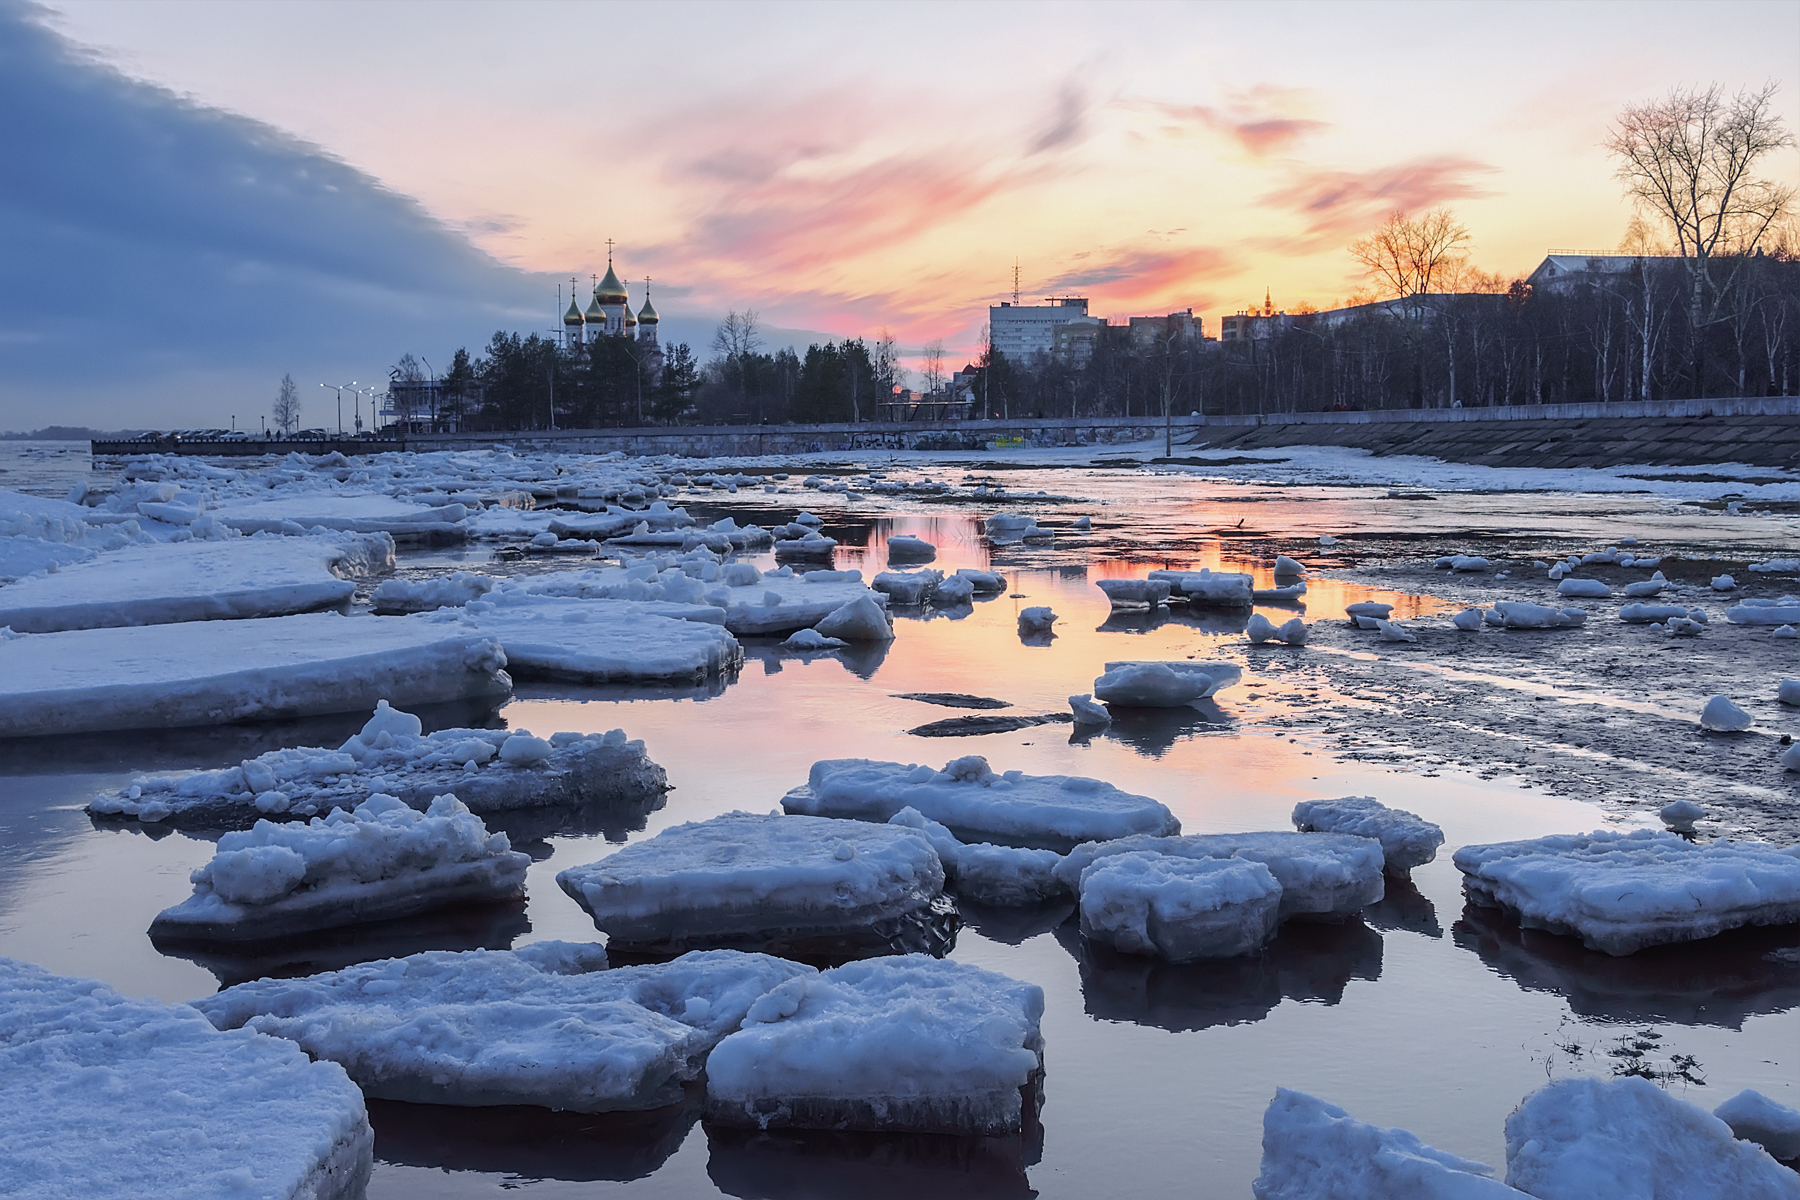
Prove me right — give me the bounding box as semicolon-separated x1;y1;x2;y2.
1263;155;1500;242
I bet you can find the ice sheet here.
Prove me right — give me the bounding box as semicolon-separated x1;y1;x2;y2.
1057;831;1386;920
1292;796;1445;875
432;594;741;682
1253;1088;1521;1199
1080;852;1283;961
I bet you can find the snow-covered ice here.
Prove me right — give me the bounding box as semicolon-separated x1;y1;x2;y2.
1148;568;1253;607
1728;597;1800;625
1712;574;1738;590
1291;797;1444;875
371;571;497;614
1555;578;1610;599
1491;601;1587;629
886;534;937;560
1713;1089;1800;1161
1092;660;1242;707
150;793;530;942
703;955;1044;1135
88;702;666;826
815;595;895;642
1658;799;1705;833
1253;1088;1520;1200
1273;555;1306;577
1778;625;1800;639
1452;607;1485;631
1345;601;1393;620
932;573;975;605
196;944;811;1112
955;567;1006;593
873;568;943;605
1079;852;1282;961
0;533;391;632
0;956;373;1200
208;493;469;542
1504;1076;1799;1198
556;812;952;957
1017;605;1057;634
1057;831;1386;921
1454;829;1800;954
1069;693;1111;726
888;808;1069;906
782;627;848;650
1376;619;1418;643
1098;578;1172;607
435;594;742;683
1701;695;1753;732
782;755;1179;851
0;612;511;738
984;513;1054;544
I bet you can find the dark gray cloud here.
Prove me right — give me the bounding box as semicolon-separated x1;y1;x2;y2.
0;2;552;426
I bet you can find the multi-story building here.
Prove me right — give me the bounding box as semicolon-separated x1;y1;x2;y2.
989;297;1102;363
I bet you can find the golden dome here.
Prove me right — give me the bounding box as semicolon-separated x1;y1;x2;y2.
595;263;629;305
637;295;660;324
584;294;605;323
563;298;585;326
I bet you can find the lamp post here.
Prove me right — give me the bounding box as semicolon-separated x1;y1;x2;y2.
319;383;345;435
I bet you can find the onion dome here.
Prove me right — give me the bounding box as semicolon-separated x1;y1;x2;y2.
584;293;605;323
637;295;660;324
595;263;629;305
563;298;585;326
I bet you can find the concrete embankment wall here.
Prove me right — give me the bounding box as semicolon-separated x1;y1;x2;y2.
1187;396;1800;470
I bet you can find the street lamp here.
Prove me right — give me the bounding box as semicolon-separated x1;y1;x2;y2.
319;383;346;435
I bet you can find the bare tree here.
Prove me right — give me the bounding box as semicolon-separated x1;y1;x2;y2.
922;340;945;397
1349;207;1472;320
389;353;426;429
1606;82;1795;394
272;373;301;435
711;310;763;361
872;330;900;405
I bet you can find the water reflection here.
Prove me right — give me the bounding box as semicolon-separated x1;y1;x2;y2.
1362;876;1443;939
1453;903;1800;1029
1074;700;1234;758
512;675;736;704
1057;918;1383;1033
369;1094;698;1182
706;1123;1039;1200
745;641;891;681
957;900;1078;946
155;899;532;989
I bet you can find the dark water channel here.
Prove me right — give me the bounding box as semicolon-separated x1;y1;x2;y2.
1;460;1795;1197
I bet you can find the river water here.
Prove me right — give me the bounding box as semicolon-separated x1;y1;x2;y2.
1;442;1795;1197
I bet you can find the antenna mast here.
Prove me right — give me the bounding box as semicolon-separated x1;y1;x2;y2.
1012;260;1021;306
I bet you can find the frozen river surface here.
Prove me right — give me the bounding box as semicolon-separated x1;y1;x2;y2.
2;444;1797;1197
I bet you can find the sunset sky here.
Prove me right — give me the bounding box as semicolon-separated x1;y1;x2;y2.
5;0;1798;424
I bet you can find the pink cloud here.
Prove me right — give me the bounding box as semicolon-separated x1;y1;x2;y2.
1262;155;1500;243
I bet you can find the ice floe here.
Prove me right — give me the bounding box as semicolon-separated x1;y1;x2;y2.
1728;596;1800;625
815;595;895;642
783;755;1179;851
1701;695;1754;732
1093;660;1242;707
1058;831;1386;921
887;807;1069;906
1658;799;1705;833
557;812;953;958
195;944;810;1112
1714;1089;1800;1161
1291;796;1444;875
208;493;469;543
984;513;1054;544
1556;578;1610;599
1491;601;1588;629
1454;829;1800;954
955;567;1006;592
886;534;937;560
430;594;741;683
873;568;943;605
782;627;847;650
0;956;373;1199
1098;578;1172;607
1148;567;1254;607
87;702;665;827
0;612;511;738
1069;693;1112;726
150;793;529;942
1079;852;1283;961
703;955;1044;1135
371;570;497;613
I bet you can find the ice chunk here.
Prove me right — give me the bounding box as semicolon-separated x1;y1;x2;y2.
1701;695;1753;732
1778;625;1800;639
1080;852;1282;961
704;955;1044;1135
0;612;511;738
1728;599;1800;625
1148;567;1253;607
772;532;838;558
1069;693;1111;726
1098;578;1173;607
1786;743;1800;772
984;513;1053;543
1453;607;1485;631
782;627;848;650
1454;829;1800;954
1253;1088;1520;1200
815;595;895;642
1319;534;1339;546
932;574;975;604
1345;601;1393;620
873;568;944;605
0;956;373;1200
722;562;762;587
1779;678;1800;706
955;567;1006;592
1058;831;1385;921
1376;619;1417;643
886;534;937;560
1492;601;1586;629
208;493;468;542
449;594;741;683
785;756;1178;851
1658;799;1705;833
1017;605;1057;634
196;946;811;1112
1504;1076;1798;1198
887;808;1068;906
151;794;530;942
1751;558;1800;573
1665;616;1705;637
1291;796;1444;876
1246;613;1282;643
1273;555;1306;578
1556;578;1610;599
556;812;951;957
371;570;499;614
1277;616;1309;644
1254;581;1308;601
1618;602;1690;623
1093;659;1241;707
1712;574;1737;590
1713;1089;1800;1161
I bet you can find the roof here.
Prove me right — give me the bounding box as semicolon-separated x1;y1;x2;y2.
595;263;629;304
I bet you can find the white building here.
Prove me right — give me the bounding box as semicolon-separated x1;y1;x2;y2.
1526;253;1670;294
989;297;1102;363
563;257;661;352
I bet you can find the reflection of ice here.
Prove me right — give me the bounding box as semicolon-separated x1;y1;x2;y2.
1095;607;1254;636
1361;876;1443;938
1056;917;1382;1033
957;898;1077;946
706;1122;1039;1200
369;1093;698;1182
511;674;735;704
1073;700;1234;757
156;898;531;989
743;641;891;681
1452;902;1800;1029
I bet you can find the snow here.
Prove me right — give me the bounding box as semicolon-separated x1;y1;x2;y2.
1714;1089;1800;1161
1701;695;1754;732
1079;852;1283;961
887;808;1069;906
1453;607;1485;631
0;533;390;632
556;812;949;956
1555;578;1610;599
815;595;895;642
1503;1076;1800;1198
1057;831;1386;921
88;703;666;826
1345;601;1393;619
873;568;943;605
1659;799;1705;833
1253;1088;1520;1200
703;955;1044;1135
782;627;848;650
1618;602;1695;623
196;945;811;1113
1148;568;1254;607
0;612;511;738
208;494;469;541
1093;660;1242;707
1376;619;1418;643
435;594;742;683
1453;829;1800;954
528;560;885;636
0;536;95;583
1751;558;1800;573
782;755;1179;851
1017;605;1057;635
1491;601;1587;629
1069;693;1111;726
371;571;497;613
150;793;529;942
0;956;372;1200
1098;579;1173;607
1729;598;1800;625
886;534;937;560
1291;797;1444;875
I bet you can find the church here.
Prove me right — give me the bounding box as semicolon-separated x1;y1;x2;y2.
562;254;663;374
